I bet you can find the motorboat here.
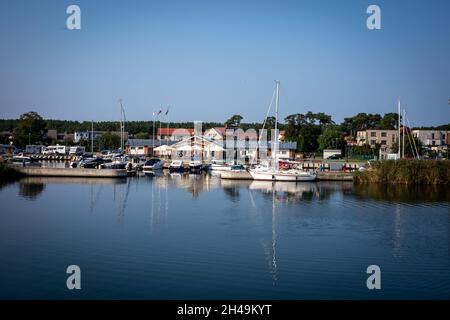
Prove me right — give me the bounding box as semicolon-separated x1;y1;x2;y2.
142;158;164;171
101;155;129;169
189;159;203;172
169;160;184;172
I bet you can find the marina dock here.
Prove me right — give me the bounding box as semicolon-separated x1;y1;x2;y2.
15;167;128;178
219;170;354;181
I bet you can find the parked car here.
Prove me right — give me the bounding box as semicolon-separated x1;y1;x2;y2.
327;154;343;160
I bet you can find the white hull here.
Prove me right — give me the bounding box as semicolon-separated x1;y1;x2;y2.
143;162;164;170
211;165;231;171
249;170;316;181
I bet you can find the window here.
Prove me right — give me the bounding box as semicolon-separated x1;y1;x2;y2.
381;140;387;145
381;132;387;137
432;133;435;139
370;140;376;145
370;132;376;137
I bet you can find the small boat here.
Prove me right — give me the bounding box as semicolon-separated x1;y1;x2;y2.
169;160;184;172
189;159;202;172
11;154;32;166
101;155;128;169
142;158;164;171
210;160;232;171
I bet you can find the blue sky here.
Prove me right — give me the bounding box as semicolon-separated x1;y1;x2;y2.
0;0;449;125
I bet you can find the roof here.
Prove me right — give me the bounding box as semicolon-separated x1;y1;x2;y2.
157;128;194;135
205;127;227;135
126;139;177;147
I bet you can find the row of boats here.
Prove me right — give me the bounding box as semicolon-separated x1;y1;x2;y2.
70;153;317;181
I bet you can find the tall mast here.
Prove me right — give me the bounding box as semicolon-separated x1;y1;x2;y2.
397;100;401;160
119;99;124;152
274;80;279;170
402;108;405;159
91;120;94;153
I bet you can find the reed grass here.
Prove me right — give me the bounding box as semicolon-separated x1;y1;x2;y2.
354;160;450;185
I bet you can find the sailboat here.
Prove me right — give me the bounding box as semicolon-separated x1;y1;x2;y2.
249;81;317;182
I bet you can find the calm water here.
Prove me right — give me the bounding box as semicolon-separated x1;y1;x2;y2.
0;172;449;299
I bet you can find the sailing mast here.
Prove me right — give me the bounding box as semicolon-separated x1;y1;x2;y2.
273;80;280;171
119;99;124;152
397;100;401;160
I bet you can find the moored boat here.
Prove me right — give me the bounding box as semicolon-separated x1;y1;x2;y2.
169;160;184;172
142;158;164;171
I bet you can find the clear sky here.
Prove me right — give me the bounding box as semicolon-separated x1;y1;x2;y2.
0;0;449;126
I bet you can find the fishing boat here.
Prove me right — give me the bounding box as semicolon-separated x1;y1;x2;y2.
249;81;316;182
142;158;164;171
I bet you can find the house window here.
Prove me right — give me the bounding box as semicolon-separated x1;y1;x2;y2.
370;132;376;137
432;141;436;146
432;133;435;139
381;132;387;137
138;147;143;150
370;140;376;145
381;140;387;145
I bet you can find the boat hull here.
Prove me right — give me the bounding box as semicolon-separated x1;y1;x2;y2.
249;170;317;181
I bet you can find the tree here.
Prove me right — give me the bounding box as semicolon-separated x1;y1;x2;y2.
284;112;333;153
13;111;46;148
135;132;149;139
341;113;382;136
378;112;399;130
225;114;243;128
391;135;423;158
317;127;344;151
96;132;121;151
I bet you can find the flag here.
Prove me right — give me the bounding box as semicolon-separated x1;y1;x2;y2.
157;108;162;115
152;111;156;116
165;107;170;115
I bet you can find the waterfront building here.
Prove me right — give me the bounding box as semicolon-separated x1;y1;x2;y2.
412;130;447;148
356;130;399;153
203;127;226;141
25;145;45;154
74;131;128;143
156;128;194;141
125;139;164;156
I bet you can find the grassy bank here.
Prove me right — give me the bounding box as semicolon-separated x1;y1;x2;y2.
354;160;450;185
0;162;23;182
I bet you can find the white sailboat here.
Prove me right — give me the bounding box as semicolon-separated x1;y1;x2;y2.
249;81;316;182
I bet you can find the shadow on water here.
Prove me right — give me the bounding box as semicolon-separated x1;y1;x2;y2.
18;182;46;200
352;183;450;203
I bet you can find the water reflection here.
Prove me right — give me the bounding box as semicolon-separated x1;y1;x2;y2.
18;182;45;200
1;172;450;299
352;183;450;203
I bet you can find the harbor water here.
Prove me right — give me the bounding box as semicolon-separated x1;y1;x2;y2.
0;173;449;299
